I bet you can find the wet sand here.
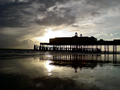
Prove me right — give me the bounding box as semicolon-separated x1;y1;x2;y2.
0;52;120;90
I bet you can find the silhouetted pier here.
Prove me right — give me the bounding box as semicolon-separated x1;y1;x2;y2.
34;33;120;53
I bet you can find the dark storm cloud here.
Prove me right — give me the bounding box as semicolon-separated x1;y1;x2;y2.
84;0;120;8
35;7;76;26
83;0;103;5
0;0;72;28
1;0;120;28
91;11;101;16
72;25;79;27
0;0;32;27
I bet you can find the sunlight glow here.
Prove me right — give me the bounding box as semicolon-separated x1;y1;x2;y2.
36;28;71;42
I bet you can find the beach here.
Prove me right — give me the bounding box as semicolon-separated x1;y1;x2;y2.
0;49;120;90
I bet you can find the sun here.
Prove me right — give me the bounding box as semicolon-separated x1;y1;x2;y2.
36;28;67;42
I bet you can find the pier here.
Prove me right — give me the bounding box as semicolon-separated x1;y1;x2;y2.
34;32;120;53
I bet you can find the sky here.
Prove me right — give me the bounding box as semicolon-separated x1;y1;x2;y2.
0;0;120;49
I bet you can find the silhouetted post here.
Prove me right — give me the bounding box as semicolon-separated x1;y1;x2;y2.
79;55;81;60
113;45;117;53
104;54;106;61
79;45;81;51
66;45;67;51
62;45;63;51
76;45;78;51
91;45;93;52
95;54;98;60
116;45;117;53
65;45;67;51
107;45;109;53
113;54;117;63
39;44;41;50
53;56;55;60
70;55;71;60
63;55;65;60
67;45;68;51
100;45;102;52
78;45;79;50
46;45;48;51
81;45;83;52
69;45;71;51
61;45;62;51
53;45;55;51
86;54;88;60
34;45;36;50
72;45;74;51
65;55;67;60
64;45;65;51
96;45;98;52
100;54;102;61
41;45;43;51
96;45;98;49
60;45;61;51
64;45;66;51
113;45;114;53
107;54;109;61
104;45;106;53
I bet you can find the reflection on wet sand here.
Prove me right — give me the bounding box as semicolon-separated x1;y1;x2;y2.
40;54;120;73
1;53;120;90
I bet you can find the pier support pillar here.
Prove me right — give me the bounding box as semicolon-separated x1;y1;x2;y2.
60;45;61;51
104;45;106;53
76;45;78;51
107;54;109;61
70;45;71;51
113;45;117;53
39;44;41;51
113;54;117;63
96;45;98;52
107;45;109;53
81;45;83;52
104;54;106;61
100;45;102;51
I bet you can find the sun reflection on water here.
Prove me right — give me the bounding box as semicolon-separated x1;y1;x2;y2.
45;61;54;73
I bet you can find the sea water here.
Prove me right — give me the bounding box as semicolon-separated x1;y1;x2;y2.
0;49;120;90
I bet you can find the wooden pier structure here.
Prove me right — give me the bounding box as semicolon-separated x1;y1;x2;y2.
34;33;120;53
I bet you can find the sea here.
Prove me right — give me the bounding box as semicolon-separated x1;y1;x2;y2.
0;49;120;90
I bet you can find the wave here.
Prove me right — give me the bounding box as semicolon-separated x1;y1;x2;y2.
0;49;45;58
